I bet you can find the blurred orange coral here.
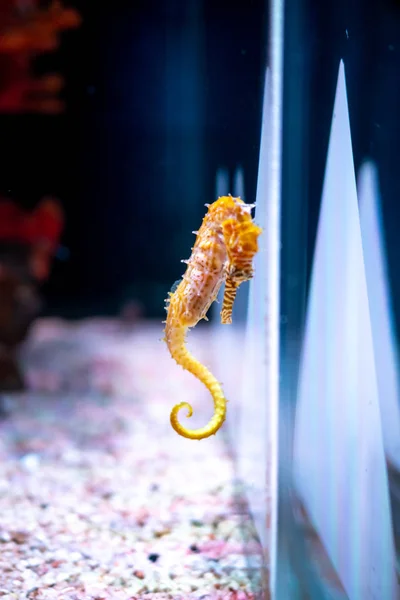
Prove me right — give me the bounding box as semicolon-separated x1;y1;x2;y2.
0;0;81;113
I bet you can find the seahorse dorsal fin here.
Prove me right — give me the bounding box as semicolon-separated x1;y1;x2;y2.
169;279;181;295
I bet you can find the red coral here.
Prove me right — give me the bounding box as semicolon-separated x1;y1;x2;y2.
0;196;64;280
0;0;81;113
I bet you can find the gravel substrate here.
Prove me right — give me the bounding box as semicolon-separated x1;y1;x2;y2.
0;319;264;599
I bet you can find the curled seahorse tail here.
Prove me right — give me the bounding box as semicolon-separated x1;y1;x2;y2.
170;373;226;440
165;321;226;440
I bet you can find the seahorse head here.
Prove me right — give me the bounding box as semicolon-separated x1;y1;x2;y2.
221;217;262;282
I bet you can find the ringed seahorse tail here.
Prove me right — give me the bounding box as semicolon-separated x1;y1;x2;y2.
166;322;226;440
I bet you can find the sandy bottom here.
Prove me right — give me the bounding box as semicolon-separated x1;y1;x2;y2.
0;319;264;599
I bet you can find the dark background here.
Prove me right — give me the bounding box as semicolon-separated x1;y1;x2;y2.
0;0;399;323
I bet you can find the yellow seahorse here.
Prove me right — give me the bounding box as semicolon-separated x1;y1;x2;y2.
220;217;261;324
164;195;262;440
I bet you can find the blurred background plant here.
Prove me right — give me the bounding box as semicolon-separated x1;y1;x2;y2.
0;0;80;390
0;0;80;113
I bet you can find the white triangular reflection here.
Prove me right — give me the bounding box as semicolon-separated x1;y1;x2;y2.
293;62;398;598
359;160;400;469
